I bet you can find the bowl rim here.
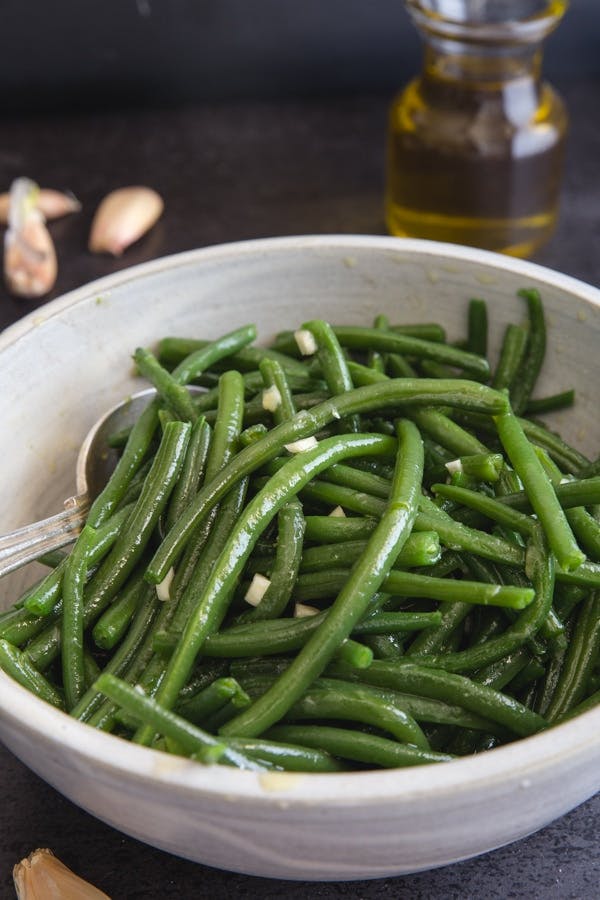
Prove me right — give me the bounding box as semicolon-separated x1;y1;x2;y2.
1;233;599;808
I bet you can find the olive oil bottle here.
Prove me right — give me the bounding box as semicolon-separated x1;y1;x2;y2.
385;1;568;257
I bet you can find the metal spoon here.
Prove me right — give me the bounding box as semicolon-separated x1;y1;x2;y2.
0;388;183;578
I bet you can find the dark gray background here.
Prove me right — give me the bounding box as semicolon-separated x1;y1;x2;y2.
0;1;599;897
0;0;598;112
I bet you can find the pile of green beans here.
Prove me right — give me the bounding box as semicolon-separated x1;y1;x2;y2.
2;292;600;774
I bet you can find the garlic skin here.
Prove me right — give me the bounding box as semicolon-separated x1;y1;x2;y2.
3;177;58;299
0;188;81;225
13;848;111;899
89;186;164;256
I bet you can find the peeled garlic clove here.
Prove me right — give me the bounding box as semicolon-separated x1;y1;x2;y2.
4;177;57;298
89;186;163;256
13;848;111;899
0;187;81;225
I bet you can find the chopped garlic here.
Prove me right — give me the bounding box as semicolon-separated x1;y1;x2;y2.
294;603;320;618
294;328;318;356
155;566;175;601
445;459;463;475
329;505;346;517
262;384;282;412
245;573;271;606
285;436;318;453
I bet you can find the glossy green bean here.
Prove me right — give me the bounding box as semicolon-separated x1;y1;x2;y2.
94;673;266;769
62;524;97;709
467;299;488;358
495;409;584;572
147;378;508;583
545;592;600;722
492;323;528;391
265;724;452;767
219;419;424;738
0;639;64;709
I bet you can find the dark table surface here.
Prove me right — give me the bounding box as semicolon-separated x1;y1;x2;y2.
1;81;599;898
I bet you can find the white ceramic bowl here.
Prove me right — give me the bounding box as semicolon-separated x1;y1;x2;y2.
1;236;599;881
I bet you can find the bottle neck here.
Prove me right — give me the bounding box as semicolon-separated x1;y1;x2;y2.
422;41;543;90
406;0;566;88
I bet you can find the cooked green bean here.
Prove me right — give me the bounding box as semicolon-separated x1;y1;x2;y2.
495;409;584;572
0;639;64;709
147;379;508;582
265;725;452;767
62;524;97;709
545;592;600;722
492;324;528;391
509;288;546;415
95;673;266;769
467;299;488;357
219;419;424;738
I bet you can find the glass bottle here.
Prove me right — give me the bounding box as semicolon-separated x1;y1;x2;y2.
385;1;568;257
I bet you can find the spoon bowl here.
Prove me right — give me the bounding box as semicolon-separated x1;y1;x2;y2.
0;387;198;577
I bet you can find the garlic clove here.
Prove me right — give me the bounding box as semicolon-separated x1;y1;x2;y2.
0;187;81;225
13;848;111;899
4;177;58;298
89;186;164;256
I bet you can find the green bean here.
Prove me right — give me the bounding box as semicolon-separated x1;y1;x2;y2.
497;476;600;513
467;299;488;357
525;390;575;415
406;602;471;657
147;378;508;583
92;576;142;650
389;324;446;342
25;422;191;671
94;674;266;769
62;524;97;710
219;419;424;738
134;347;199;421
300;532;441;573
265;725;452;767
510;288;546;415
402;524;555;673
431;483;535;537
165;416;211;532
138;432;401;743
0;639;64;709
175;677;249;725
71;583;159;722
24;504;134;617
409;409;488;457
280;677;430;748
259;358;296;425
304;319;360;432
304;515;378;543
555;689;600;722
169;325;258;384
386;352;417;378
225;737;341;773
545;592;600;722
159;335;308;380
492;324;528;391
454;411;590;475
156;609;442;659
237;500;305;622
86;399;160;528
495;409;584;572
339;660;546;737
239;672;505;734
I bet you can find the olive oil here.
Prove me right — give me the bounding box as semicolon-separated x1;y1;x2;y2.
386;2;568;257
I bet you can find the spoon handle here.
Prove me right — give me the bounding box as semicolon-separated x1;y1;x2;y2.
0;494;89;578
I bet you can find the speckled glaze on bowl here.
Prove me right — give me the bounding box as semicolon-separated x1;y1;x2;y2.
1;236;599;881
